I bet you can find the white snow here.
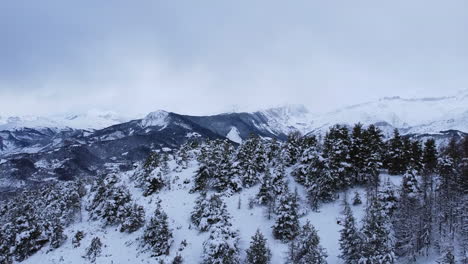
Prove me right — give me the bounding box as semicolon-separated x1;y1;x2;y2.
140;110;169;129
256;90;468;136
0;109;136;131
21;158;438;264
226;127;243;144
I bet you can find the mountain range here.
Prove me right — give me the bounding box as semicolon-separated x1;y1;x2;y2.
0;91;467;192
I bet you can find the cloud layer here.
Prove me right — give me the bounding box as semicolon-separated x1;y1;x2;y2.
1;0;467;116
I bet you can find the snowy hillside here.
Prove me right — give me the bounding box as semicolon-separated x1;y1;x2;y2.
19;159;438;264
1;128;466;264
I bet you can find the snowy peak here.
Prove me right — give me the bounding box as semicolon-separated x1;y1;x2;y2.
255;104;315;135
315;91;468;134
0;110;134;131
141;110;170;128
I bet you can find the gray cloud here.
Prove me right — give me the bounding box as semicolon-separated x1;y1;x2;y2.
1;0;467;116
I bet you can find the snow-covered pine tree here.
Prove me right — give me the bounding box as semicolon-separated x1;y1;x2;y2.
422;139;438;177
132;151;169;196
272;191;300;242
323;125;352;188
265;138;281;167
72;231;84;248
435;154;458;250
176;141;194;170
234;134;263;188
87;174;137;228
83;237;103;263
271;165;288;197
119;203;145;233
359;198;395;264
191;193;231;232
339;201;361;264
245;229;272;264
306;155;336;210
377;179;398;217
362;124;384;186
350;123;366;184
293;137;319;185
386;129;406;175
141;200;173;257
393;170;422;259
192;165;212;193
11;204;47;262
281;131;303;166
0;227;13;263
352;192;362;206
48;220;67;250
410;140;424;174
202;223;240;264
438;249;456;264
257;169;274;206
172;254;184;264
287;220;327;264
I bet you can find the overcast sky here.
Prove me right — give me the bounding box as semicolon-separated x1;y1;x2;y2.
1;0;467;116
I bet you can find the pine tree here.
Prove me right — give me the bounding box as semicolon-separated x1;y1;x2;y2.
339;202;361;264
410;140;424;173
12;204;47;261
233;134;266;188
422;139;438;176
120;203;145;233
72;231;84;248
257;169;274;206
142;200;173;257
49;220;67;250
202;223;240;264
360;198;395;264
323;125;352;188
134;152;168;196
362;124;384;185
352;192;362;206
393;170;421;259
272;191;300;242
377;179;398;217
281;131;303;166
387;129;405;175
293;136;319;185
306;155;337;210
83;237;103;263
172;254;184;264
245;230;272;264
271;165;288;197
191;193;231;232
87;174;135;227
192;165;212;193
438;249;456;264
287;220;327;264
350;123;366;184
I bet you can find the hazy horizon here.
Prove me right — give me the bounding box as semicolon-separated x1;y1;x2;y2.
1;0;467;116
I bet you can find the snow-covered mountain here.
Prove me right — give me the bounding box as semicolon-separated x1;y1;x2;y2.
1;91;467;191
2;90;467;137
0;110;135;131
254;90;468;137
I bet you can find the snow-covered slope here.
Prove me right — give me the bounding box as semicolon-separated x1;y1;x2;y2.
21;158;439;264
